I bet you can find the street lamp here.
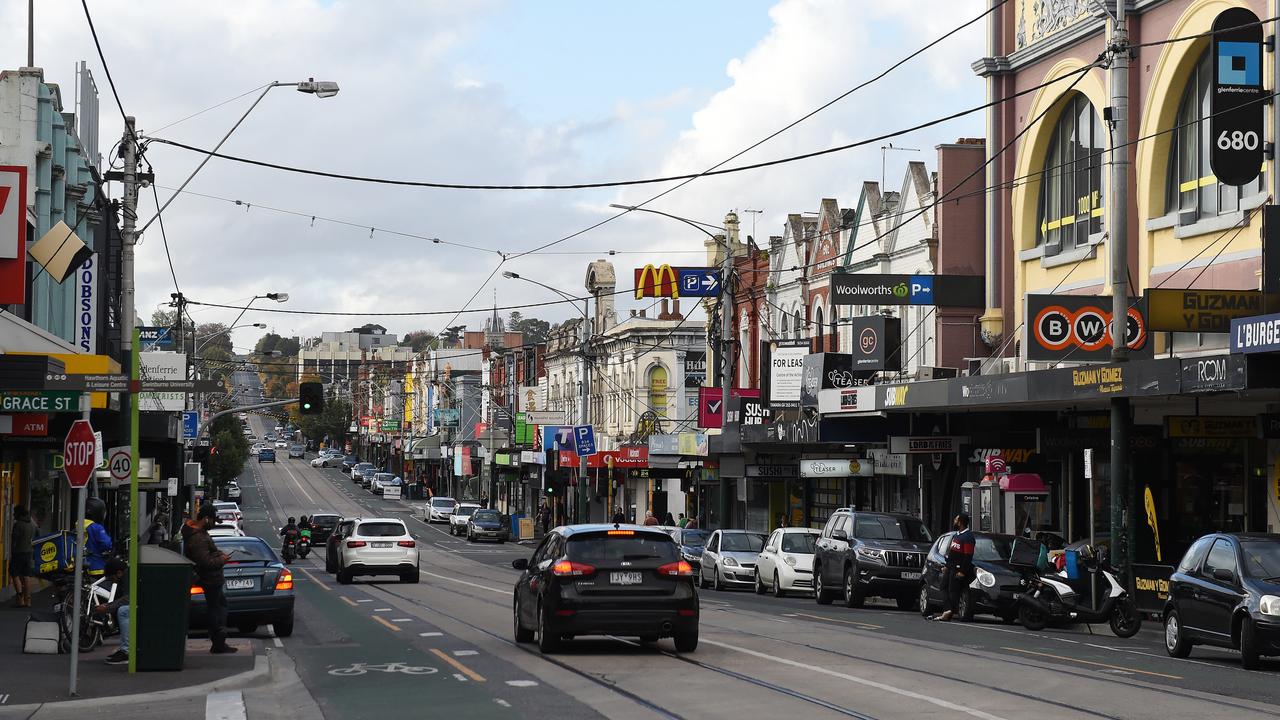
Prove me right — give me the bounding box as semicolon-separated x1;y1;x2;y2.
228;292;289;332
194;323;266;354
608;204;724;241
502;271;591;524
139;79;340;235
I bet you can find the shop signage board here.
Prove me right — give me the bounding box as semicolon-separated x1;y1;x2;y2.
1259;414;1280;438
649;434;680;455
520;450;545;465
633;264;720;298
725;396;771;426
866;448;907;476
137;326;175;351
614;445;649;466
434;408;460;428
1210;7;1265;186
831;273;983;307
889;436;967;454
799;458;874;478
1026;295;1149;362
1179;354;1247;393
849;315;901;371
1028;360;1180;401
1131;563;1175;615
800;353;857;408
879;381;949;411
137;352;187;412
1144;288;1264;333
1229;311;1280;353
1165;415;1257;438
949;374;1029;405
0;413;48;436
524;410;562;425
768;344;807;406
817;386;877;414
696;387;760;428
75;255;97;353
677;433;708;456
745;464;795;478
0;391;80;413
0;165;28;304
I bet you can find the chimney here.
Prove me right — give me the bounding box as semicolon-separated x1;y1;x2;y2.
672;299;682;319
659;298;671;320
630;309;637;317
639;308;647;318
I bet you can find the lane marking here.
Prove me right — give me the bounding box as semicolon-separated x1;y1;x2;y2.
453;649;479;656
999;646;1183;680
495;699;512;707
340;596;358;607
431;648;486;682
505;680;538;687
374;607;393;612
787;611;883;630
420;632;443;637
356;599;373;603
392;618;413;623
205;690;247;720
297;566;330;591
453;673;469;682
419;570;508;595
279;460;316;504
702;639;1008;720
372;615;402;632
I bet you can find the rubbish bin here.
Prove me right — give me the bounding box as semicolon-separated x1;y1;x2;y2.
136;545;194;671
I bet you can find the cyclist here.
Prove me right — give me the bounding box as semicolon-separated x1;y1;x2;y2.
84;498;114;578
94;558;129;665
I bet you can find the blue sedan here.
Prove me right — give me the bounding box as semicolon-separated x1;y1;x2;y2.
189;536;296;637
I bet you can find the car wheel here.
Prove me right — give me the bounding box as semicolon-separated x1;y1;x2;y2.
843;568;864;608
814;567;833;605
698;568;709;590
401;568;420;584
273;614;294;638
1240;616;1261;670
513;600;534;643
713;566;723;591
1018;603;1048;631
773;571;787;599
337;563;353;585
754;573;766;595
956;589;974;621
918;584;932;617
537;602;559;654
673;625;698;653
236;623;259;635
1164;610;1192;658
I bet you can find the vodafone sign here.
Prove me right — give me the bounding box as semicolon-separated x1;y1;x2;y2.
1027;295;1150;362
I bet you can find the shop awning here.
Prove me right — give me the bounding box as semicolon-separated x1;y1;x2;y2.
411;435;442;460
1000;473;1047;493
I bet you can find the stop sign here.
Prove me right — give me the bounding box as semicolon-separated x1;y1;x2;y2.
63;419;96;488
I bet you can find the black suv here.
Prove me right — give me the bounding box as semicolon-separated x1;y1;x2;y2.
813;509;932;609
1164;532;1280;669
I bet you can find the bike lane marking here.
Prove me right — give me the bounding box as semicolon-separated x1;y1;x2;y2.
431;648;486;682
296;566;330;591
999;647;1183;680
372;615;402;632
786;611;882;630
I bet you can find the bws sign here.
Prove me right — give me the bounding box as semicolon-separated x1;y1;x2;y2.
1027;295;1149;362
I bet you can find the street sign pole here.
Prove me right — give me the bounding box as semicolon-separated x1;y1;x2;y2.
128;327;140;674
67;395;90;695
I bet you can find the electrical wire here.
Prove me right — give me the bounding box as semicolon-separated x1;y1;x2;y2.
150;83;273;134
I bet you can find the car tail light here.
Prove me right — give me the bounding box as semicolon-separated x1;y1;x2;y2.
346;540;367;548
397;540;416;548
551;560;595;577
275;569;294;591
656;561;694;577
678;608;697;617
555;609;577;616
190;585;204;596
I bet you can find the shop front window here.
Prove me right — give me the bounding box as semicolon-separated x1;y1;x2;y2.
1036;93;1104;256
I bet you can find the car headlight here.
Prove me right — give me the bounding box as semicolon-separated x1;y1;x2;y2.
723;557;739;567
976;567;996;588
855;546;885;563
1260;595;1280;617
784;555;797;567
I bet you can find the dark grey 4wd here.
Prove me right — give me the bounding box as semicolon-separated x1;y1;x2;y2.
813;509;932;610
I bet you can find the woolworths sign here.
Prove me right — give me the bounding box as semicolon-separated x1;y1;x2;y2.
830;273;982;307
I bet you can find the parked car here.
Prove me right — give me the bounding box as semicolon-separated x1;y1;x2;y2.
340;456;359;473
352;463;375;483
258;448;276;463
190;536;295;636
224;482;242;500
467;509;509;543
449;503;481;535
309;513;341;545
288;444;304;459
756;528;820;597
358;466;379;489
699;529;767;591
1164;532;1280;669
427;496;458;523
209;525;245;538
919;531;1022;621
813;509;931;609
335;518;420;584
512;524;698;653
216;510;243;532
311;455;341;468
326;519;356;574
371;473;399;494
670;528;711;565
213;501;242;522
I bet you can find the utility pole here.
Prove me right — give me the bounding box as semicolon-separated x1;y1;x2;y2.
1107;5;1132;581
117;118;141;675
579;297;590;524
26;0;33;67
718;233;734;531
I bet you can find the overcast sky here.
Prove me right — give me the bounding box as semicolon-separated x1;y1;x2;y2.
4;0;985;352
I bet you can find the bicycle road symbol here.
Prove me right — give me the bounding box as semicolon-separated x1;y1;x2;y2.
328;662;438;677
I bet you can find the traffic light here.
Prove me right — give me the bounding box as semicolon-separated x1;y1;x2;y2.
299;381;324;415
544;470;565;496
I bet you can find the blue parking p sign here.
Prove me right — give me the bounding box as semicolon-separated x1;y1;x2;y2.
573;425;596;457
182;411;198;439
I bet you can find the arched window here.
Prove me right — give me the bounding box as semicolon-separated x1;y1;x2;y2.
1037;93;1104;255
780;312;789;337
813;305;824;353
793;310;803;341
648;366;668;418
1167;50;1265;218
829;306;839;352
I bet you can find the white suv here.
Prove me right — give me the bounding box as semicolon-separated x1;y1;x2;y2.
449;503;481;535
427;497;457;523
336;518;420;584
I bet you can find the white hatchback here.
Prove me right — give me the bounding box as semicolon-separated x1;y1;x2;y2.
336;518;419;584
755;527;820;597
427;497;457;523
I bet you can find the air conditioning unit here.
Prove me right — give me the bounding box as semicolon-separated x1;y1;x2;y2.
964;356;1018;376
915;366;959;381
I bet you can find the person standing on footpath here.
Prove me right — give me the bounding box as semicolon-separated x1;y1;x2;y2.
9;506;36;607
930;513;975;622
183;505;237;653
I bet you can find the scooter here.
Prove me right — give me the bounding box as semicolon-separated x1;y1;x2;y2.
297;530;312;559
1014;546;1141;638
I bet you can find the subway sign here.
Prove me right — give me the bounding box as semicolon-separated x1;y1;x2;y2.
830;273;983;307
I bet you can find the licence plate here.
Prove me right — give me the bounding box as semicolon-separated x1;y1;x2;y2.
372;542;392;548
226;578;255;590
610;571;643;585
901;571;921;581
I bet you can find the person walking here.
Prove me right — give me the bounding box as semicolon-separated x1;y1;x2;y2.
183;505;237;653
9;505;36;608
643;511;659;526
930;513;975;622
540;503;552;533
777;513;789;529
663;511;676;527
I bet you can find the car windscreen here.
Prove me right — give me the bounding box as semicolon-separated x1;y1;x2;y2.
782;533;818;554
215;538;275;563
312;516;339;528
1240;541;1280;580
431;498;456;508
854;516;932;542
455;506;479;517
975;536;1014;563
355;463;374;471
357;522;407;537
567;533;679;564
678;529;710;547
720;533;766;552
375;474;393;481
473;510;501;523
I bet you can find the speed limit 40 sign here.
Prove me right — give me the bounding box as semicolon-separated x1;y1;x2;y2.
108;446;133;482
1210;7;1265;186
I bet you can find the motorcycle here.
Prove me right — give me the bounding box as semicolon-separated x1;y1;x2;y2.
297;529;312;559
281;536;297;564
1014;545;1141;638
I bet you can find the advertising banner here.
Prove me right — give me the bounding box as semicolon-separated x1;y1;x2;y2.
768;345;806;406
1180;354;1247;393
1026;295;1150;362
801;353;856;408
0;166;27;304
684;350;707;388
137;326;175;351
1230;311;1280;353
799;458;874;478
1144;288;1263;333
75;256;97;353
867;448;908;476
849;315;901;371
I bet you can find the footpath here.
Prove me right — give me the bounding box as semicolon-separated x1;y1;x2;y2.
0;590;266;716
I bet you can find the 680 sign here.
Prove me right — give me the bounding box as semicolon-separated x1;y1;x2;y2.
1027;295;1150;362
